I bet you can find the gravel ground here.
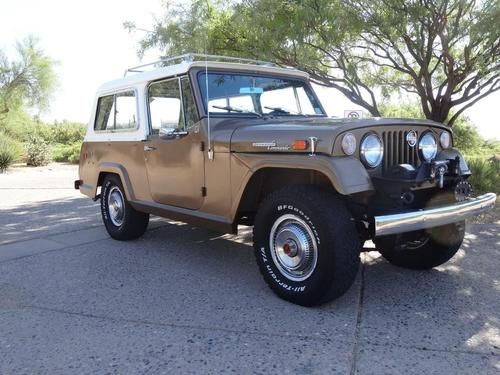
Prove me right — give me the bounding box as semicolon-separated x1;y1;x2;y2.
0;164;498;374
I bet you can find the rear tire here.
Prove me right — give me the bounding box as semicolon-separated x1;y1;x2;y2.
374;221;465;270
100;175;149;240
253;185;360;306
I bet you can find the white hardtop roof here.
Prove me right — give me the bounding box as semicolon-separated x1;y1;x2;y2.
97;61;310;94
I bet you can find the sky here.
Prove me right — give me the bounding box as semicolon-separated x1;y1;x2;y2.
1;0;499;139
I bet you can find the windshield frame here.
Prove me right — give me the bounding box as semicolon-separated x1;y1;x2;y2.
192;69;327;119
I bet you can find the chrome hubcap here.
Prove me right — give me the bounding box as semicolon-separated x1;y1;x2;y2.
108;186;125;226
269;214;318;282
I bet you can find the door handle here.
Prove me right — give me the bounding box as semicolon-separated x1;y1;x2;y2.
144;145;156;152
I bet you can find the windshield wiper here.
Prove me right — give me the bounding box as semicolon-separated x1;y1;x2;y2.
264;106;325;117
212;105;263;118
264;106;293;114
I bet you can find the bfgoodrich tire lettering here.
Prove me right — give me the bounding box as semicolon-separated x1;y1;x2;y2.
101;174;149;241
253;185;360;306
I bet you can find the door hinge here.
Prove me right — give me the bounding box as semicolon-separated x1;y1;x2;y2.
200;141;205;152
201;186;207;197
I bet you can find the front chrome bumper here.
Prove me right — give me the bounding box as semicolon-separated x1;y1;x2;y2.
374;192;497;237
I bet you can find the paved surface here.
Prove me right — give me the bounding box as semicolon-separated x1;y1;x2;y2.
0;164;498;374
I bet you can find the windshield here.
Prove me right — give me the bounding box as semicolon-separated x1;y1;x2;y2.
197;72;325;117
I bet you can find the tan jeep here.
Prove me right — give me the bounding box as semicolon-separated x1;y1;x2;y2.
76;54;496;306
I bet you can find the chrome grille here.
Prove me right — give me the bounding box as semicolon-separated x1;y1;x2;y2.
382;130;420;171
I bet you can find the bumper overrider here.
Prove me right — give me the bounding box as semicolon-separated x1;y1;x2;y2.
374;193;497;237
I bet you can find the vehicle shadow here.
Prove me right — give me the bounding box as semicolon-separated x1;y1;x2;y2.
359;223;499;355
0;196;101;245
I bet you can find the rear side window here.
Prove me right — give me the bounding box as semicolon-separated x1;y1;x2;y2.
94;91;137;131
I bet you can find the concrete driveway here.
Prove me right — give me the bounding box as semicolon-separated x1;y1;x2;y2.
0;164;498;374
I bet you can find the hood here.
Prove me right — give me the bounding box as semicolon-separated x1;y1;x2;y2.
228;117;445;154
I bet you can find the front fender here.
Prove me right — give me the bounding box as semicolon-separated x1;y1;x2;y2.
233;153;373;195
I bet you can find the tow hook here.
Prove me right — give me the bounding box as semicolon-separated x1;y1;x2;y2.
430;161;448;188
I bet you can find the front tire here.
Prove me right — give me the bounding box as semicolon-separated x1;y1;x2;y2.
374;221;465;270
100;175;149;240
253;186;360;306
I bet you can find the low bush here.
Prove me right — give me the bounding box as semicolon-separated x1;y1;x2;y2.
466;157;500;195
51;121;86;144
52;142;81;163
0;135;18;173
24;135;51;166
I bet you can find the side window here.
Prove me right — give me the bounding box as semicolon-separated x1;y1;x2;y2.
180;77;199;129
95;95;114;131
94;91;137;131
148;79;184;134
115;92;137;129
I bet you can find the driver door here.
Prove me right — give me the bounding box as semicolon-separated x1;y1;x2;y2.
143;76;205;210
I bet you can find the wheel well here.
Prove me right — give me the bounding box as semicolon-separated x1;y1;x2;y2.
96;172;120;195
235;168;334;226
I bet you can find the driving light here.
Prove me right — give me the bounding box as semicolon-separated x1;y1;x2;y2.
440;131;451;149
341;133;356;155
419;132;438;161
360;133;383;168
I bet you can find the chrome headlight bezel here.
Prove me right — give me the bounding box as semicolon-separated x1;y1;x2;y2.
419;131;438;161
440;131;451;149
360;133;384;168
341;132;357;155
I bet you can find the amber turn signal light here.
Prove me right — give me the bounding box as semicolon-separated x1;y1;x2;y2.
292;140;309;150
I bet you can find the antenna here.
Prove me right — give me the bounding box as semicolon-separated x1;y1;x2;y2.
205;52;213;160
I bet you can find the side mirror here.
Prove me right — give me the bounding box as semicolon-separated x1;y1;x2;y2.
159;127;189;139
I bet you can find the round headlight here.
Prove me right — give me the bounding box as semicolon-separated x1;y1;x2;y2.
360;133;383;168
440;131;451;149
341;133;356;155
419;132;437;161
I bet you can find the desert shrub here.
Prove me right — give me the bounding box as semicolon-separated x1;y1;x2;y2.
24;135;51;166
466;157;500;195
50;122;86;144
1;116;54;144
52;142;81;163
0;136;18;173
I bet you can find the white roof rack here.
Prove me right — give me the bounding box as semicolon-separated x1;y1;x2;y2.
124;53;281;77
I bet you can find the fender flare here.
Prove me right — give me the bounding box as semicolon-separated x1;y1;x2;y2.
96;162;136;201
231;153;373;218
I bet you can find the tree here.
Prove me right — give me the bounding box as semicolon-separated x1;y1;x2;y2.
346;0;500;125
130;0;500;126
0;36;57;117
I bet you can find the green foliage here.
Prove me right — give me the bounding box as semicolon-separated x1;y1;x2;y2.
50;121;86;144
452;118;483;154
379;101;425;119
24;135;50;166
51;142;81;164
467;157;500;195
452;117;500;157
0;135;19;173
133;0;500;125
0;35;57;116
0;109;85;167
1;115;85;144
